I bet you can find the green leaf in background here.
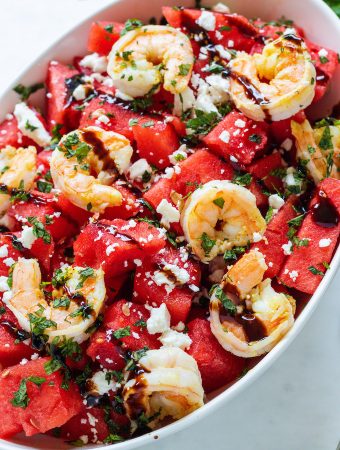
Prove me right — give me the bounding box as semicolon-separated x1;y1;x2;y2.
324;0;340;17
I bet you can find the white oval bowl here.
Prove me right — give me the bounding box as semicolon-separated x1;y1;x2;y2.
0;1;339;449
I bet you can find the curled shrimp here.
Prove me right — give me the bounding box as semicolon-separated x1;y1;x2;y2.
107;25;194;98
50;126;133;213
123;347;204;426
180;180;266;263
4;258;106;343
0;146;37;216
210;251;295;358
228;33;316;121
292;119;340;183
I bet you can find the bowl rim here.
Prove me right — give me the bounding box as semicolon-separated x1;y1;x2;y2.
0;0;339;449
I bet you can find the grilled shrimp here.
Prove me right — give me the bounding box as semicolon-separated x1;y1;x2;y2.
50;126;133;213
0;145;37;216
226;249;268;299
228;33;316;121
123;347;204;427
180;180;266;263
107;25;194;98
292;119;340;183
210;251;295;358
4;258;106;343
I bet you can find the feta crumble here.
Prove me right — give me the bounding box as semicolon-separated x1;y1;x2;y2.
80;53;107;73
156;199;180;228
14;102;51;147
159;329;192;350
17;226;37;249
282;241;293;255
319;238;331;248
196;11;216;31
147;304;171;335
219;130;230;144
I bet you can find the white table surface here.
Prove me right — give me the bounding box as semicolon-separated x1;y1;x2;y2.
1;1;339;449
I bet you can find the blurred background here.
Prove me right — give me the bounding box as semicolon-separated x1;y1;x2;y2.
0;1;339;449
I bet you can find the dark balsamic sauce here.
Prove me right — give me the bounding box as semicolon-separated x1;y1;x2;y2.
222;69;270;107
236;312;267;342
86;393;111;408
125;375;148;420
0;320;30;341
82;130;114;172
282;33;303;44
312;191;339;228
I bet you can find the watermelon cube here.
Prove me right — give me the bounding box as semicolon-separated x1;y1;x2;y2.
203;111;268;164
0;357;82;438
279;178;340;294
187;318;245;393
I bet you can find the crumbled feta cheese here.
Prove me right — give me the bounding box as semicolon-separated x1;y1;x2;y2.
79;436;89;445
173;87;195;116
17;226;37;249
219;130;230;143
72;84;87;101
284;167;300;188
282;241;293;255
227;40;234;48
173;321;186;332
235;119;246;128
156;199;180;228
268;194;285;211
147;303;171;335
163;263;190;284
169;145;188;165
153;271;175;294
196;11;216;31
14;102;51;147
319;238;331;248
80;53;107;73
212;3;230;13
129;159;152;182
215;30;223;40
3;258;15;267
289;270;299;282
318;48;328;58
252;232;263;243
90;371;116;395
189;284;200;292
134;259;142;267
281;138;293;151
96;114;110;125
159;329;192;350
106;243;118;256
214;44;232;60
0;276;9;292
0;244;8;258
193;74;230;115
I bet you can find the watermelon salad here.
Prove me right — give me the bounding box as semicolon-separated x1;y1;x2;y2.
0;2;339;446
